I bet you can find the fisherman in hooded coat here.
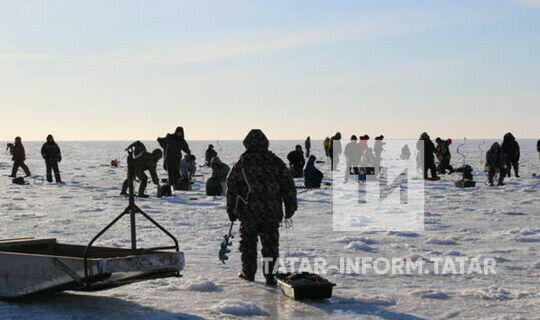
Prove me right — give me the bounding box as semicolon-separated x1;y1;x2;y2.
205;144;218;166
41;135;63;183
158;127;191;186
344;135;361;182
226;129;297;285
486;142;506;186
305;136;311;158
501;132;520;178
304;155;323;188
121;148;162;197
329;132;342;171
417;132;439;180
287;145;305;178
206;156;230;196
9;137;31;178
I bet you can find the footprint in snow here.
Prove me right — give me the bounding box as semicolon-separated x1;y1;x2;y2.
410;289;450;299
425;238;458;245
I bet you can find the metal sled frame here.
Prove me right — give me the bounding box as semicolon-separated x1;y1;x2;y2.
83;150;179;283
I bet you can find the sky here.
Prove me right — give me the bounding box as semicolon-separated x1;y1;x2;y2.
0;0;539;141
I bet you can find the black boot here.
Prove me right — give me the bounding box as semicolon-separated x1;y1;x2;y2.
265;275;277;286
238;272;255;282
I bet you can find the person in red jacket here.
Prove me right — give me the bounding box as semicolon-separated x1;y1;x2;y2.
9;137;31;178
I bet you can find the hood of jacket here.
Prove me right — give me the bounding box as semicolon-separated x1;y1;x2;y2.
243;129;269;152
503;132;515;141
489;142;501;152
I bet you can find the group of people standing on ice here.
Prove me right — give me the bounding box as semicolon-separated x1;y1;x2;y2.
318;131;535;187
484;133;521;186
6;135;63;183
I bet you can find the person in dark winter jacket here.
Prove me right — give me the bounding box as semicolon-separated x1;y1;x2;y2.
435;138;454;174
358;135;369;156
400;145;411;160
157;127;191;186
537;139;540;161
501;132;520;178
304;155;323;188
206;156;230;196
417;132;439;180
125;140;147;158
344;135;361;182
305;136;311;158
121;148;162;197
205;144;218;166
41;135;62;183
9;137;31;178
227;129;297;285
180;154;197;180
329;132;342;170
485;142;506;186
374;135;384;162
287;145;305;178
323;137;331;157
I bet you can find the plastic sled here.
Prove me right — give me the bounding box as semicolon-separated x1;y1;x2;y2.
276;272;335;300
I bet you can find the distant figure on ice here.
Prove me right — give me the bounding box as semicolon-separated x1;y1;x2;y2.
485;142;506;186
305;136;311;158
329;132;342;170
455;165;475;188
400;145;411;160
417;132;439;180
537;139;540;161
205;144;218;167
359;135;369;156
227;129;297;285
121;143;162;197
501;132;520;178
344;135;361;182
206;157;230;196
180;154;197;180
41;135;63;183
158;127;191;187
304;155;323;189
435;138;454;174
374;135;385;162
287;145;305;178
323;137;331;157
9;137;31;178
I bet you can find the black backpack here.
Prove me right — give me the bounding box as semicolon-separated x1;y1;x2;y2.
174;177;191;191
206;177;223;196
12;177;28;185
158;184;172;197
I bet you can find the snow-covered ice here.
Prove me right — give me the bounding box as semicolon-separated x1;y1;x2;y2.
0;139;539;319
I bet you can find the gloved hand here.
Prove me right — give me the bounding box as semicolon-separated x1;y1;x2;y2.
228;212;237;222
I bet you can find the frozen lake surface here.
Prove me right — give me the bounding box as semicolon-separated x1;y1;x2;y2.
0;139;539;320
